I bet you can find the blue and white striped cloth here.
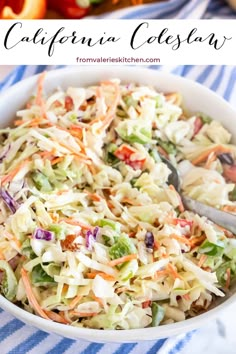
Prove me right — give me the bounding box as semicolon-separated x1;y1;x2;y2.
0;64;235;353
92;0;236;19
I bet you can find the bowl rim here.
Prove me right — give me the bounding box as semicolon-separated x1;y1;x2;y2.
0;66;236;343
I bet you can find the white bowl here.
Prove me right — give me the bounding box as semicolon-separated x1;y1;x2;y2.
0;66;236;343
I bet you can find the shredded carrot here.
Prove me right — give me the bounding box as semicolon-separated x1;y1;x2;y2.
44;310;69;324
70;124;84;132
51;156;64;166
89;82;120;132
69;128;83;141
97;85;120;131
0;250;5;260
14;117;51;128
169;185;185;213
14;119;37;127
157;146;169;159
57;141;83;157
92;294;104;307
56;189;69;196
190;234;206;248
68;295;82;310
198;254;208;268
62;284;69;294
60;218;92;231
222;205;236;212
49;212;59;223
38;150;55;159
87;164;98;175
56;125;86;151
225;268;231;289
167;263;182;280
36;72;47;118
191;145;232;165
107;200;114;209
60;235;79;252
21;268;50;320
154;240;160;250
86;272;116;281
116;287;129;294
122;198;142;206
59;311;72;324
216;224;234;238
84;190;103;202
128;232;136;238
51;138;90;164
154;270;168;279
205;152;216;169
36;72;46;106
170;234;191;246
108;254;137;267
160;253;169;258
1;159;30;185
4;231;22;250
164;92;181;106
69;311;98;317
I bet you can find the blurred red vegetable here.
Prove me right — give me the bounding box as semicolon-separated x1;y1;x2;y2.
0;0;46;19
48;0;91;19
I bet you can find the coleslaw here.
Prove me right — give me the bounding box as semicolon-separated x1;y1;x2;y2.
0;73;236;329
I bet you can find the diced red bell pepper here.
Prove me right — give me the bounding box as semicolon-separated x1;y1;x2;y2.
114;144;136;160
65;96;74;111
114;144;146;170
223;165;236;183
172;218;193;228
193;116;203;136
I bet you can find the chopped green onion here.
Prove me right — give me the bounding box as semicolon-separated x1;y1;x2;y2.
151;303;165;326
149;149;161;162
198;113;212;124
109;235;136;261
123;96;138;108
198;240;224;257
31;264;55;286
0;260;17;301
69;113;78;122
31;171;52;192
21;239;36;259
97;219;121;233
229;185;236;201
48;224;66;240
216;260;236;286
157;140;177;155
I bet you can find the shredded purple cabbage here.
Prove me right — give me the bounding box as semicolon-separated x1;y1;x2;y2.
93;226;99;239
33;228;54;241
85;226;99;251
144;231;154;249
218;153;234;165
0;188;19;214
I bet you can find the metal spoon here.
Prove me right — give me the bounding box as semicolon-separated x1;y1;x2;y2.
161;155;236;235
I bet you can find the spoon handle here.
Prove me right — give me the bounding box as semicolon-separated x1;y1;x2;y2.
182;196;236;234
